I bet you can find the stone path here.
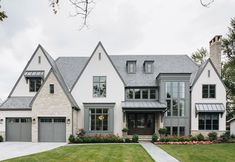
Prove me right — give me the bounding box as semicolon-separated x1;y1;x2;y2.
140;141;179;162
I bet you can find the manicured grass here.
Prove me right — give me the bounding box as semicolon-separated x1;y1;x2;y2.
5;144;154;162
159;143;235;162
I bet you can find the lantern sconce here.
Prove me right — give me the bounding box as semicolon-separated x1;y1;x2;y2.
67;119;70;124
0;119;3;124
32;118;36;124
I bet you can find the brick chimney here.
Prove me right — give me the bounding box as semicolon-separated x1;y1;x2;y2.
209;35;222;76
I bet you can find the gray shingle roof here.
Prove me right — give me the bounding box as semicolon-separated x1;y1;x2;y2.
56;57;89;90
0;97;33;109
56;55;199;88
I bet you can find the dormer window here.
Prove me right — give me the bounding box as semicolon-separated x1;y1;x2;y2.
24;71;44;92
144;60;154;73
127;61;136;73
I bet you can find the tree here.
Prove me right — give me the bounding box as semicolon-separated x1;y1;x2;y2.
222;18;235;120
191;47;208;65
0;1;7;21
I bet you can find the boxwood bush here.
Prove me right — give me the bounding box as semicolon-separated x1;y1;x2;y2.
0;135;3;142
152;133;158;142
69;134;139;143
208;132;218;141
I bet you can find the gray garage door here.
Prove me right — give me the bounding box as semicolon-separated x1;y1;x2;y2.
6;118;32;142
39;117;66;142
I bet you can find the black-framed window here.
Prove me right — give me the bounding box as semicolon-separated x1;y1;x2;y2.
29;78;42;92
165;82;185;116
164;126;185;136
127;61;136;73
199;113;219;130
126;88;157;100
89;108;109;131
93;76;106;97
49;84;54;94
202;84;216;98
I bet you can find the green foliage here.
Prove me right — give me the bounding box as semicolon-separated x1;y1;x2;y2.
196;133;204;141
122;128;128;132
222;17;235;120
208;132;218;141
190;136;198;141
159;128;168;136
220;131;231;142
124;138;131;143
191;47;208;64
152;133;158;142
0;2;7;21
231;134;235;139
132;134;139;143
68;134;76;143
0;135;3;142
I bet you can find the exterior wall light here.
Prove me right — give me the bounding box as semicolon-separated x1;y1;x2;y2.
67;119;70;124
0;119;3;124
32;118;36;124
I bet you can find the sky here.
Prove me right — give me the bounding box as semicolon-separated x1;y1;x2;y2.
0;0;235;100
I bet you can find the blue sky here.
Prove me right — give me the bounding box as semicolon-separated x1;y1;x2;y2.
0;0;235;100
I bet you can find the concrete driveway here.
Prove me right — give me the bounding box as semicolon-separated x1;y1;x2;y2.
0;142;66;161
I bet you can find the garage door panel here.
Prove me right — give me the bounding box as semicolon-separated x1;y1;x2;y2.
39;117;66;142
6;118;32;142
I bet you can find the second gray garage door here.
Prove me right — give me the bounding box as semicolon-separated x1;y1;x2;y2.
39;117;66;142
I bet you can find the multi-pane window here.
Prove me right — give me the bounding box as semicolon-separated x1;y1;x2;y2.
29;78;42;92
164;126;185;136
93;76;106;97
202;85;216;98
89;108;108;131
165;82;185;116
199;113;219;130
126;88;157;100
127;61;136;73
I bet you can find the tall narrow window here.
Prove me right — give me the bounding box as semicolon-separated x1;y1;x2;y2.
49;84;54;94
38;56;41;64
144;61;154;73
208;70;210;77
93;76;106;97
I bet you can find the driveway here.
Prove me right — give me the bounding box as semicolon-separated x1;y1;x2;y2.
0;142;66;161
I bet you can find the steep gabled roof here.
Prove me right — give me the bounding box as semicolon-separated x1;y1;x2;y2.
70;42;126;91
191;58;226;89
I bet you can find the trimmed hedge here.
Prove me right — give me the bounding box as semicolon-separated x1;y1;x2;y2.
69;134;139;143
0;135;3;142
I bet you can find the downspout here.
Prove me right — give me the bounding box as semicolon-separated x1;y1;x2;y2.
72;107;74;135
189;87;192;135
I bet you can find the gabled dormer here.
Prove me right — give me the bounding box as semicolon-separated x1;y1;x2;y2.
126;60;136;74
9;45;54;97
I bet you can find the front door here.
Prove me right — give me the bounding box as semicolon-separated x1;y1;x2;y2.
127;113;155;135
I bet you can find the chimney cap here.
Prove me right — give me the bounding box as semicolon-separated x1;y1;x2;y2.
209;35;222;46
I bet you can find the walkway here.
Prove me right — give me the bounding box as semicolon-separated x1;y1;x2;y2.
0;142;66;161
140;141;179;162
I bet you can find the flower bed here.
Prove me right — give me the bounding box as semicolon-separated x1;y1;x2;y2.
155;141;214;145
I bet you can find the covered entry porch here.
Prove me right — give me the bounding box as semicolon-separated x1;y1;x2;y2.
122;101;166;135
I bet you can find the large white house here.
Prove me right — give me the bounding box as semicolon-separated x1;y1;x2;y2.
0;35;226;142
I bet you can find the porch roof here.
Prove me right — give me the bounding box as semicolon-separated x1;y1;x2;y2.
122;101;166;112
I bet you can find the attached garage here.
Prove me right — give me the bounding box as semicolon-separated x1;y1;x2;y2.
39;117;66;142
6;118;32;142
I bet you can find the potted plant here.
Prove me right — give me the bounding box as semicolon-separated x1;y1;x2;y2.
122;128;128;137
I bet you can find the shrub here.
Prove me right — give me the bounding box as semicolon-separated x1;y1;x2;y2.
132;134;139;143
231;134;235;139
77;129;86;137
124;138;131;143
122;128;128;132
196;133;205;141
0;135;3;142
69;134;76;143
152;133;158;142
190;136;198;141
159;128;167;136
220;131;230;142
208;132;218;141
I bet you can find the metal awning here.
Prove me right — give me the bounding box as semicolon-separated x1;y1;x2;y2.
195;103;225;113
24;71;44;78
122;101;167;112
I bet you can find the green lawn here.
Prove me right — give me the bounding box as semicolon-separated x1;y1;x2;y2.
4;144;154;162
159;143;235;162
